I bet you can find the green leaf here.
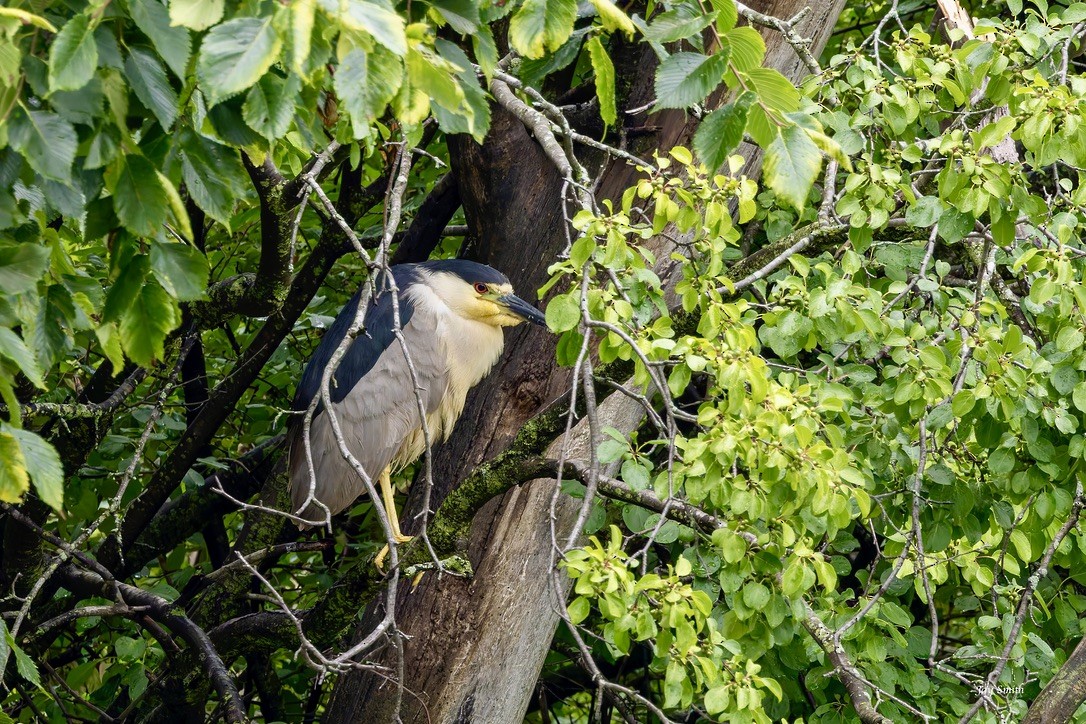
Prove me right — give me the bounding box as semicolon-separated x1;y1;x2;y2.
334;48;403;138
243;73;300;140
119;279;180;366
169;0;224;31
429;0;480;33
10;635;40;688
643;6;714;44
694;91;755;170
568;595;591;624
48;13;98;92
0;243;49;294
906;196;944;227
196;16;283;106
7;107;77;183
587;37;616;128
177;130;250;226
338;0;408;56
8;427;63;512
725;26;765;73
150;240;209;301
130;0;191;79
291;0;316;75
0;329;44;389
431;40;489;140
0;431;28;504
589;0;635;35
744;67;800;112
763;124;822;210
509;0;577;60
546;292;581;332
125;47;179;130
106;155;169;237
654;51;730;110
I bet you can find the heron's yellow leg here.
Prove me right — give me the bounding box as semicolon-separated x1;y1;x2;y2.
374;468;412;571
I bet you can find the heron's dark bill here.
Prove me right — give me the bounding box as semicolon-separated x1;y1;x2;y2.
500;294;547;326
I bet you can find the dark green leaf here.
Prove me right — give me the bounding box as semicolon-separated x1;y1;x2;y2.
334;48;403;138
125;47;179;130
0;329;44;389
196;16;283;106
7;107;76;183
694;91;755;170
130;0;191;79
150;240;208;301
243;73;301;140
653;51;730;110
48;13;98;92
105;155;169;237
0;243;49;294
177;130;248;226
119;279;180;366
429;0;480;33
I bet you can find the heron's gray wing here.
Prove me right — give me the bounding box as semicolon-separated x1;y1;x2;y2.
288;277;448;521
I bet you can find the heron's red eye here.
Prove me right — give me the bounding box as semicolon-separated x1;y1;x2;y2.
473;282;488;294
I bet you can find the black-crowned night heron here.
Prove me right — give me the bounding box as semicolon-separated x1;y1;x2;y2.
286;260;546;548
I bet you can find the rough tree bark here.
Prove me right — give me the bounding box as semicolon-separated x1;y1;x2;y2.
327;3;846;721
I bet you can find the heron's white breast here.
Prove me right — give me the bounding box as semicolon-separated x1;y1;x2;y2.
392;281;505;467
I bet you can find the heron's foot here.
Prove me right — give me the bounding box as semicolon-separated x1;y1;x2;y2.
373;535;414;572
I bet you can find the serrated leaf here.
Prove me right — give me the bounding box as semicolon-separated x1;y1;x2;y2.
7;108;76;183
0;431;28;504
0;329;44;389
157;170;193;242
150;240;208;301
335;48;403;138
644;6;714;43
10;636;40;688
196;16;283;106
0;243;49;294
472;26;498;79
130;0;191;79
48;13;98;92
694;91;754;170
335;0;408;56
8;427;63;512
745;67;799;112
169;0;224;31
243;73;300;140
712;0;738;33
125;47;179;130
509;0;577;59
764;124;822;210
105;155;169;237
119;280;180;366
177;129;249;226
725;26;765;73
587;37;616;128
431;40;489;140
653;51;729;110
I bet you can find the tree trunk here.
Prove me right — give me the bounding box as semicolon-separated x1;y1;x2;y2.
326;3;846;721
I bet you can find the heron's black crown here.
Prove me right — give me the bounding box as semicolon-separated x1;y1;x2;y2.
420;259;510;285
